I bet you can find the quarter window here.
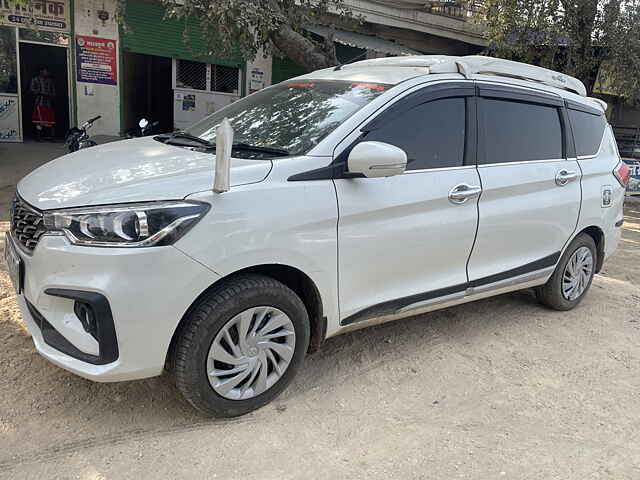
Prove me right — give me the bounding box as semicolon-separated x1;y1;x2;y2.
480;98;563;164
568;109;606;157
362;97;466;170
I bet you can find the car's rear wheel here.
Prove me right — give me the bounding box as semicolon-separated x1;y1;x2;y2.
174;274;310;417
536;233;597;311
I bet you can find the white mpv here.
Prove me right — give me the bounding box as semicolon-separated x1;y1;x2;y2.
5;56;630;416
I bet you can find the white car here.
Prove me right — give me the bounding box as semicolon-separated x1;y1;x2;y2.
5;56;631;416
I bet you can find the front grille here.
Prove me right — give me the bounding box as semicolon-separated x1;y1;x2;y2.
10;195;46;252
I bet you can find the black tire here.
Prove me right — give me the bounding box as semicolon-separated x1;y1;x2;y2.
536;233;597;311
174;274;310;417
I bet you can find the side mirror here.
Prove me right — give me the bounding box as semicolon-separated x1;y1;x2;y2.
347;141;407;178
139;118;149;129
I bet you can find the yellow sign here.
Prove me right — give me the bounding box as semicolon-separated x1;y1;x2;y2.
593;61;621;97
0;0;69;32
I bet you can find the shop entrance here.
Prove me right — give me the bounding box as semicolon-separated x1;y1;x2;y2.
19;42;70;140
122;51;173;134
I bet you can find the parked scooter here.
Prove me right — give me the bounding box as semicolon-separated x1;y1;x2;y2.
125;118;160;138
65;115;101;152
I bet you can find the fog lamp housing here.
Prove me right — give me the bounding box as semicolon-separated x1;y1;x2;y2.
74;301;98;340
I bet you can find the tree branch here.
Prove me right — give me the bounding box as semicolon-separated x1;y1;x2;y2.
269;25;336;71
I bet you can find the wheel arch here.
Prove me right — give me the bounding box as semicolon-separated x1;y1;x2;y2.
574;225;605;273
165;264;326;371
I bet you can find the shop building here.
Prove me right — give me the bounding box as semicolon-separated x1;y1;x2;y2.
0;0;73;142
0;0;484;142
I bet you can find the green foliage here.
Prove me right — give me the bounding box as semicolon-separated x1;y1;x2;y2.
474;0;640;101
151;0;355;69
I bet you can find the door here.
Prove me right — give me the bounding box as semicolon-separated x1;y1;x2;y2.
122;52;173;133
335;84;481;325
467;84;581;287
19;42;70;139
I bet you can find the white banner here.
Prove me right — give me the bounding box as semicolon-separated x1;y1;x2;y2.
0;95;20;142
0;0;70;32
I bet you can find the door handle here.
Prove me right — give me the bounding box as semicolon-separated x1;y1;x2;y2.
555;169;578;186
448;183;482;204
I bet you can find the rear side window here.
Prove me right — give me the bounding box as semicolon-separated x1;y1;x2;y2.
362;97;466;170
480;98;563;164
568;109;606;157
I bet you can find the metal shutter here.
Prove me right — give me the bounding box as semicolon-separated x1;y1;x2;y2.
121;0;241;66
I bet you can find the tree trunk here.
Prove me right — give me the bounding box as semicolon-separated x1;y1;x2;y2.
269;25;337;71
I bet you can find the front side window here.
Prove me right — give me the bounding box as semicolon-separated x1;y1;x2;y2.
569;108;606;157
187;80;390;156
480;98;563;164
362;97;466;170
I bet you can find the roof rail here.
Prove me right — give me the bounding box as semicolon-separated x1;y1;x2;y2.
348;55;587;97
431;56;586;96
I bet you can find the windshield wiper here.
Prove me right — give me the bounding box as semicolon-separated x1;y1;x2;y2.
155;135;289;156
232;143;290;156
155;132;214;148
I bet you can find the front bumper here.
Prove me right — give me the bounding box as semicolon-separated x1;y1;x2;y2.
12;233;220;382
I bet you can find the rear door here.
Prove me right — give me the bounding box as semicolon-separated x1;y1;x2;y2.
467;83;581;288
335;83;481;325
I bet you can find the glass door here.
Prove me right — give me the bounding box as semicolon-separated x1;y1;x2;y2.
0;26;21;142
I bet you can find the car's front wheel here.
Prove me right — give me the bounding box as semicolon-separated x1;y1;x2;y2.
174;274;310;417
536;233;597;311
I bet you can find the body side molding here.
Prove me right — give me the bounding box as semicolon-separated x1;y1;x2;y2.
340;252;560;326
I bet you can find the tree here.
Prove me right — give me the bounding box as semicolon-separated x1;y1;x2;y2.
474;0;640;101
153;0;356;71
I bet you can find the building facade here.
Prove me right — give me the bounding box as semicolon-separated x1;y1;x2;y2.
0;0;484;142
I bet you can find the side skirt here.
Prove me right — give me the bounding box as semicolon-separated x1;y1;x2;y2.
339;254;559;329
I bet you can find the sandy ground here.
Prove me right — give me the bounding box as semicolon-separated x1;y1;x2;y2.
0;142;639;479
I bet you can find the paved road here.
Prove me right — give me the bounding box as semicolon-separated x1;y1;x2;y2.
1;142;639;479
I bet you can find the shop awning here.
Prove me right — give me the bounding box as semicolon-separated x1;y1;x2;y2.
304;25;420;57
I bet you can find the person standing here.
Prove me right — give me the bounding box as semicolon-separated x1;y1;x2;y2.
30;66;56;140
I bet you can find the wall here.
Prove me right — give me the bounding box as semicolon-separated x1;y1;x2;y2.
74;0;120;136
369;23;483;55
344;0;486;46
246;49;272;94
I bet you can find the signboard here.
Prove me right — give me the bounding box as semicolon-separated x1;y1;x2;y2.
75;35;117;86
0;95;20;142
249;68;265;94
0;0;69;32
622;158;640;196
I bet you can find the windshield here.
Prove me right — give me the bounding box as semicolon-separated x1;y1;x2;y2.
186;80;390;157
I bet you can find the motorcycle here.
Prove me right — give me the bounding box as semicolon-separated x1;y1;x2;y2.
65;115;101;152
125;118;160;138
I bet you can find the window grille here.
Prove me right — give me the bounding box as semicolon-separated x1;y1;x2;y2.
176;59;207;90
212;64;239;94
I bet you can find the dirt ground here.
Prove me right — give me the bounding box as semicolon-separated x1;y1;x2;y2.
1;142;639;479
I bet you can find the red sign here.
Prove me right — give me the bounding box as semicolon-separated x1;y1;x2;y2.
75;35;117;85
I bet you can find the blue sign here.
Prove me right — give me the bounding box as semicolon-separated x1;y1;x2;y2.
622;158;640;195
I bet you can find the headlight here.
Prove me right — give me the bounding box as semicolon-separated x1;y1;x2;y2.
43;201;210;247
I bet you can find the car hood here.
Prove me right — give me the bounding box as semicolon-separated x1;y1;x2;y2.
17;137;272;210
